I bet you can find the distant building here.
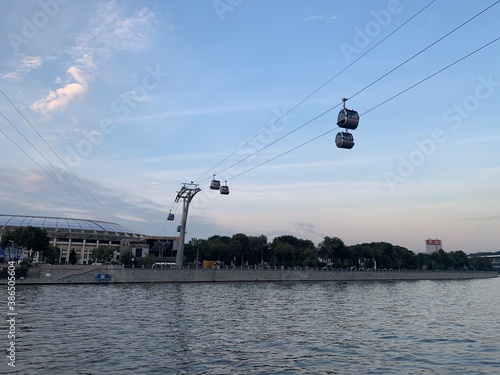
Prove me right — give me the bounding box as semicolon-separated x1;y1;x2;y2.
0;215;179;265
121;236;179;264
425;238;443;254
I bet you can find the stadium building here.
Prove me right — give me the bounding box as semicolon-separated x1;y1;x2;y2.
0;215;179;265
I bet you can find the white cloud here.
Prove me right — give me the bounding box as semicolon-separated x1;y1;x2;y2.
112;7;154;50
30;3;154;117
30;66;89;116
74;53;97;73
19;56;43;72
74;2;154;58
303;13;338;22
1;71;18;80
304;15;323;21
113;213;147;222
1;55;42;80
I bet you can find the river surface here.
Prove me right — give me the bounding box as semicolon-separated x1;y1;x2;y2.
1;278;499;374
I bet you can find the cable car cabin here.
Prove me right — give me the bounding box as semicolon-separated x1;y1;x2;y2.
337;108;359;130
210;179;221;190
335;132;355;149
167;213;174;221
220;185;229;195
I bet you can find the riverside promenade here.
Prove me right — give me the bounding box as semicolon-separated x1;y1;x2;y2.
5;265;498;284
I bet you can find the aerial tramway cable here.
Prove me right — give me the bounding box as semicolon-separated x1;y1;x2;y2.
0;89;116;222
346;0;500;103
225;35;500;182
194;1;499;186
0;118;101;217
193;0;438;184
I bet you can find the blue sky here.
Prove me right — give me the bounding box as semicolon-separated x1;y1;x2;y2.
0;0;499;253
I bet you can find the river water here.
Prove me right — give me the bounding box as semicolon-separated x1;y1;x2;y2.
1;277;499;374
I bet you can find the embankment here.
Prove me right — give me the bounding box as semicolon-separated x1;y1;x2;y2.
4;265;498;284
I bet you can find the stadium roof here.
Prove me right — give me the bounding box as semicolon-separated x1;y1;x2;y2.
0;215;143;237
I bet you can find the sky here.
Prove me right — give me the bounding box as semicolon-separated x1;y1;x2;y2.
0;0;499;254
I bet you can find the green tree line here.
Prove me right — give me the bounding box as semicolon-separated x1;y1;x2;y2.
0;227;493;272
184;234;493;271
0;226;60;264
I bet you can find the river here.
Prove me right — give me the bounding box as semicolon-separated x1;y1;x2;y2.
1;278;499;374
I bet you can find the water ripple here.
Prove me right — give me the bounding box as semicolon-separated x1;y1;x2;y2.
0;279;499;374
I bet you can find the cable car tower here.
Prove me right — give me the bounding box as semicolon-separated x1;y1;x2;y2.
335;98;359;149
174;182;201;268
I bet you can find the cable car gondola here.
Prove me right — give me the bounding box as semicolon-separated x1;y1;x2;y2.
335;132;354;149
167;211;174;221
336;100;359;130
220;181;229;195
210;174;221;190
336;97;359;149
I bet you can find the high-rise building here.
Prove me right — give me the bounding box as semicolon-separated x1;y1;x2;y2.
425;238;443;254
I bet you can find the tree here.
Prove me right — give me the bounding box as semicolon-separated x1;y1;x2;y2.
397;246;416;269
295;238;316;267
350;244;371;269
300;245;318;267
208;235;232;263
185;238;217;264
317;236;346;265
0;226;50;261
69;249;79;265
92;245;115;263
142;253;155;267
18;259;30;277
248;235;269;265
43;245;60;265
173;231;491;272
416;252;428;270
468;256;493;271
120;252;132;265
272;242;295;266
450;250;470;270
231;233;249;265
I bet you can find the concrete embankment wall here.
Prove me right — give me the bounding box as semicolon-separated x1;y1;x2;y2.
7;265;498;284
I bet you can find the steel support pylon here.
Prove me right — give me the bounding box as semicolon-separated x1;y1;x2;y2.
174;183;201;268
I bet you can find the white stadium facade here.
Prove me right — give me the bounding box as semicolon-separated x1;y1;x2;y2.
0;215;179;265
